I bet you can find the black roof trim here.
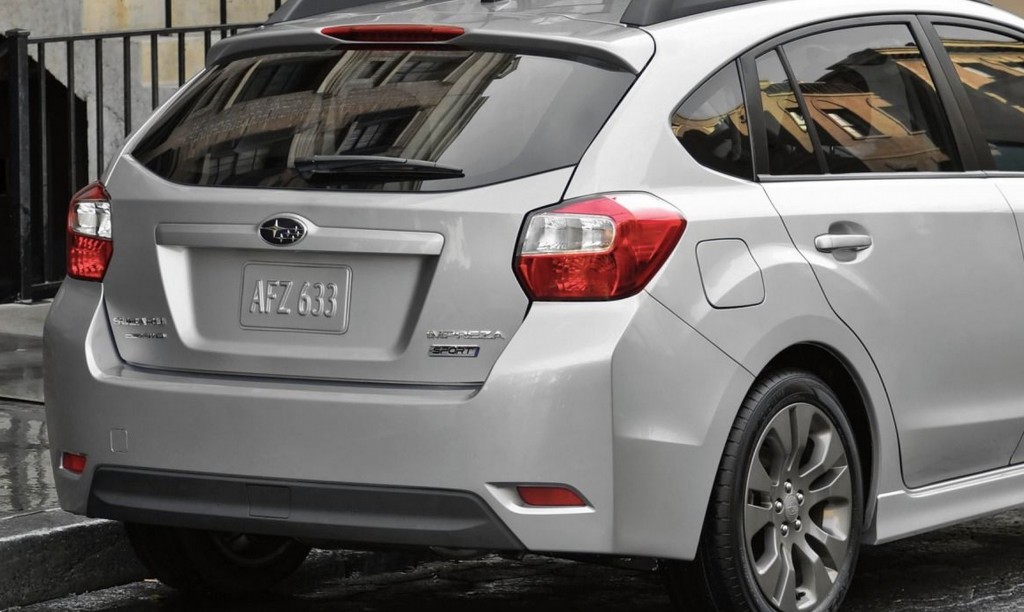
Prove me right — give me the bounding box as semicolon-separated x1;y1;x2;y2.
620;0;994;27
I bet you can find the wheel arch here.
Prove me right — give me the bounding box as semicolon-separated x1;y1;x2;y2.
756;342;881;527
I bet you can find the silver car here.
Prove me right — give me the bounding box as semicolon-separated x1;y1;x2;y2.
44;0;1024;609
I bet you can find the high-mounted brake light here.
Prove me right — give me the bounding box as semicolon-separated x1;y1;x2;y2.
67;182;113;282
514;193;686;301
321;24;465;43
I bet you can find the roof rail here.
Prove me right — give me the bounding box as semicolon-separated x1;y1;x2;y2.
621;0;993;27
266;0;388;24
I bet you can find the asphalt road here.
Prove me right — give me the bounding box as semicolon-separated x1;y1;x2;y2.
16;510;1024;612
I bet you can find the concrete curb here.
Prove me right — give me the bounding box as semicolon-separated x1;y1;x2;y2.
0;509;145;610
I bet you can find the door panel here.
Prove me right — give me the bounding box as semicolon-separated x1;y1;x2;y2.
765;178;1024;487
754;22;1024;487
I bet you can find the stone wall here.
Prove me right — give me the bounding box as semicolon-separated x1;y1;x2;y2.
995;0;1024;15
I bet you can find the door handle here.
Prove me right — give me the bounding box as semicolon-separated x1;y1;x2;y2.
814;233;872;253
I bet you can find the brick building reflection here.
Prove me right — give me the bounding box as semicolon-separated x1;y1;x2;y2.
142;49;517;186
675;39;1024;173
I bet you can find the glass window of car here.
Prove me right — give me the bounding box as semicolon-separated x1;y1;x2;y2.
935;24;1024;171
781;24;962;174
131;49;635;192
755;50;820;175
672;63;754;180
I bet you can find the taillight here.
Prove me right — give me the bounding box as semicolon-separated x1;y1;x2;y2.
67;182;113;282
514;193;686;301
321;24;465;43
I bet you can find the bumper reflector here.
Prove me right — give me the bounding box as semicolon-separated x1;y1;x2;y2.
516;486;587;507
61;452;88;475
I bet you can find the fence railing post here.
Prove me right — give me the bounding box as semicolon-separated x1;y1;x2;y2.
6;29;33;303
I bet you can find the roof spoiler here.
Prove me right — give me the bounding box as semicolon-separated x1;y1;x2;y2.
207;25;641;74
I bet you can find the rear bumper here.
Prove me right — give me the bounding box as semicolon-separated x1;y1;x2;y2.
44;279;751;559
89;467;523;550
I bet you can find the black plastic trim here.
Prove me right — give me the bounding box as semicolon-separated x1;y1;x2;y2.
776;44;828;174
910;15;981;171
88;467;525;551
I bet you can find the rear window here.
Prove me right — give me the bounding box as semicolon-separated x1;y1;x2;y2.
132;48;635;192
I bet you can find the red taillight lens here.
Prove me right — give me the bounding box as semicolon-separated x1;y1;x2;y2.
67;182;113;282
517;486;587;507
321;24;465;43
514;194;686;301
61;451;88;475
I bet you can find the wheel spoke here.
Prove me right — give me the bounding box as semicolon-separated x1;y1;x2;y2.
787;403;815;473
805;520;849;565
745;502;774;538
748;456;775;495
766;410;794;471
772;544;798;610
755;532;783;584
800;425;845;482
794;537;836;607
805;464;851;507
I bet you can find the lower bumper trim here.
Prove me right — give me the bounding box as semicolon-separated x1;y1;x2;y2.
87;467;524;551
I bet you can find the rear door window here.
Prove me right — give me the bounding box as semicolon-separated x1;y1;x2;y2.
933;25;1024;171
764;24;961;174
132;49;635;192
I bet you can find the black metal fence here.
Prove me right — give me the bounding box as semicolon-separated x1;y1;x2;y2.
2;3;279;303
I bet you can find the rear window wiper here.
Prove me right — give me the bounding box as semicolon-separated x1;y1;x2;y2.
293;155;465;181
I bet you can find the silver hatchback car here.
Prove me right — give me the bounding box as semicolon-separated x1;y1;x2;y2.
45;0;1024;609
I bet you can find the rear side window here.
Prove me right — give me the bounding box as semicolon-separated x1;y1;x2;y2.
672;64;754;180
132;49;635;192
934;25;1024;171
776;24;961;174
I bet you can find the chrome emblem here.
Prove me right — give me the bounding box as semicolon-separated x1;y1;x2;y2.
260;216;307;246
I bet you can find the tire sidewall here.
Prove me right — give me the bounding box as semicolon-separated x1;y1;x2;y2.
722;372;864;612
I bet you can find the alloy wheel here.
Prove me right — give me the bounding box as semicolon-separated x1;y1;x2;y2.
743;402;853;611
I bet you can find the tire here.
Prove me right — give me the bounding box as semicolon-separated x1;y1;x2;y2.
125;523;311;597
665;370;864;612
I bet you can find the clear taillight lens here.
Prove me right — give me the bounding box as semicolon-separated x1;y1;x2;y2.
514;194;686;301
67;182;113;282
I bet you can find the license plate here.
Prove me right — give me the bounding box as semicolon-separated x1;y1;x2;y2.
240;264;352;333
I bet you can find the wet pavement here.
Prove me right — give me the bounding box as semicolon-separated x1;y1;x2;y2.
0;334;44;404
16;508;1024;612
0;401;56;517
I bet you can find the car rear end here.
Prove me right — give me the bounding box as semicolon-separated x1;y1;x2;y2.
44;9;745;559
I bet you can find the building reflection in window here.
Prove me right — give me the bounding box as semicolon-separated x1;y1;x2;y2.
134;47;633;192
759;25;960;175
936;25;1024;171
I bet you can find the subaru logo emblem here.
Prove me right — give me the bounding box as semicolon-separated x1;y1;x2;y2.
259;216;307;246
